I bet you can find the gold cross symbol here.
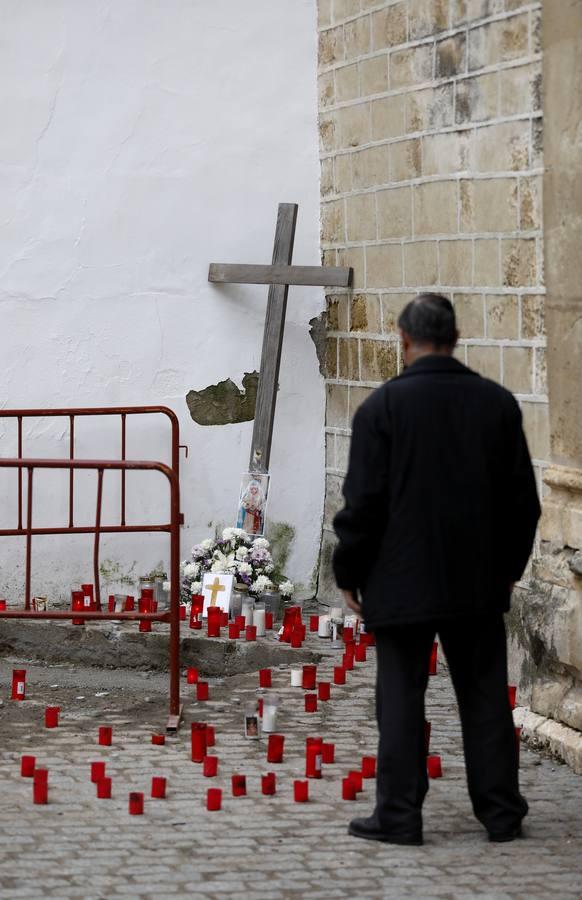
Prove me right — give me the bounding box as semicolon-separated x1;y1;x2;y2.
207;577;226;606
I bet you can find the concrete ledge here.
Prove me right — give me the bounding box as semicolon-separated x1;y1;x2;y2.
514;706;582;775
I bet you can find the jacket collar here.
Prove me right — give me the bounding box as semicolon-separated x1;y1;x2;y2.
397;354;477;379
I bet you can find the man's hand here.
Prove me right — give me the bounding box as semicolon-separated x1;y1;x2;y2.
342;589;362;614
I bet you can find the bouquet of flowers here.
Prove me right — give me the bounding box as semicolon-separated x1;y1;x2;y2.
179;528;294;603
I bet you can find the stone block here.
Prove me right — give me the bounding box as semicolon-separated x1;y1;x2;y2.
468;14;529;71
452;0;504;26
338;246;365;288
558;685;582;734
390;45;433;89
502;238;537;287
460;177;518;233
326;383;349;427
485;294;519;339
352;144;390;189
319;26;345;67
403;241;438;286
439;240;473;286
408;0;449;40
534;346;547;396
453;293;485;338
423;131;470;175
471;120;530;172
377;186;412;239
319;114;336;152
345;192;376;241
519;175;542;231
337;103;371;148
319;0;333;30
467;345;501;381
381;293;415;333
413;180;458;236
521;294;545;339
321;158;334;198
406;84;454;133
564;507;582;552
319;72;335;108
371;3;407;51
474;238;500;286
321;199;345;244
335;153;352;193
371;94;406;141
338;337;360;379
325;337;338;378
350;293;382;332
332;0;360;23
366;243;403;288
499;61;542;116
326;294;349;331
521;400;550;460
359;55;388;97
455;71;498;124
349;384;374;420
531;674;572;721
436;34;467;79
503;346;533;394
335;433;351;472
345;15;371;59
390;138;421;181
324;473;346;526
326;432;336;469
360;339;398;382
336;63;359;102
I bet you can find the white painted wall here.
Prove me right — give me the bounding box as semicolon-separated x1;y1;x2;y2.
0;0;323;599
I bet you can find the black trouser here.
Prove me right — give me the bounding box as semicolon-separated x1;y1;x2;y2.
373;615;528;836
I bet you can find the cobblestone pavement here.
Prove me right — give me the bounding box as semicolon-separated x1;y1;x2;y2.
1;621;581;899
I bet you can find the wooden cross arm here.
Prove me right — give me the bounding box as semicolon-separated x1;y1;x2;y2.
208;263;352;288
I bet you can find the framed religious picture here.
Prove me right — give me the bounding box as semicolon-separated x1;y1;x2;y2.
236;473;270;537
201;572;234;618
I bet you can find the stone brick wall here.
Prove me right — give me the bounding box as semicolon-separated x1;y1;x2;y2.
317;0;546;601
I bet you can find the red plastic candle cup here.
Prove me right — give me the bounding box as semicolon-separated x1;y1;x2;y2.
298;625;307;641
508;685;517;710
151;733;166;746
220;611;229;627
98;726;112;746
45;706;59;728
348;770;363;793
290;632;302;649
362;756;376;778
259;668;272;688
108;596;115;613
342;653;354;672
91;762;106;783
235;615;246;630
141;588;154;601
205;725;215;747
429;642;438;676
186;667;199;684
11;669;26;701
343;627;354;643
191;723;207;762
196;682;209;701
257;697;264;717
333;666;346;685
309;614;319;632
151;776;167;799
305;743;322;778
232;774;247;797
125;595;135;611
207;605;221;620
342;777;357;801
317;682;331;702
21;755;36;777
293;780;309;802
203;755;218;777
191;595;204;615
280;625;292;644
97;777;112;799
179;604;187;621
304;694;318;713
261;772;276;795
33;781;48;805
129;792;144;815
322;742;335;764
207;621;220;638
206;788;222;811
228;623;240;639
302;665;317;690
33;768;48;786
427;754;443;778
424;720;432;756
265;611;274;630
71;591;84;624
0;599;6;610
267;734;285;763
245;625;257;642
355;644;367;663
139;614;152;632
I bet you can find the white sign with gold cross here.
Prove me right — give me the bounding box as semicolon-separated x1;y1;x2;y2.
201;572;234;618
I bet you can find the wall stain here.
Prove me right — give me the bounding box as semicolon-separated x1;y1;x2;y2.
309;312;328;376
186;372;259;425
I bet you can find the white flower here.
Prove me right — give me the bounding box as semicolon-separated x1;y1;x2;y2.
201;538;215;551
279;580;294;596
253;537;270;550
223;527;248;542
162;581;171;592
183;562;199;579
235;546;250;561
237;562;252;576
251;575;273;594
264;563;274;574
213;550;235;570
190;581;201;594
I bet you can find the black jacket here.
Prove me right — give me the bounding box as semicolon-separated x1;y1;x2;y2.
333;355;541;627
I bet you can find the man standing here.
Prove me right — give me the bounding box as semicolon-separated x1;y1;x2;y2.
333;293;540;846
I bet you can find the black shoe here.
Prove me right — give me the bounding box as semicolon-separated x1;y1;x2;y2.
488;825;523;843
348;816;423;846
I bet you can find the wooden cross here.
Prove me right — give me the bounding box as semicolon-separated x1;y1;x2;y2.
209;203;352;473
207;577;226;606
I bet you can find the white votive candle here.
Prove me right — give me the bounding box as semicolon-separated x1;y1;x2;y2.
291;668;303;687
254;608;266;637
262;705;277;732
318;615;331;638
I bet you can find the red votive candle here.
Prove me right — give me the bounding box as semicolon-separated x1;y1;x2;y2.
343;627;354;643
33;768;48;785
139;617;152;633
207;621;220;638
362;756;376;778
220;611;229;627
45;706;59;728
235;615;246;630
257;697;264;717
91;762;106;783
206;788;222;811
71;591;84;625
108;595;115;613
191;723;207;762
33;781;48;804
186;667;199;684
0;599;7;610
427;754;443;778
302;665;317;690
261;772;276;795
21;755;36;777
245;625;257;642
291;632;302;648
267;734;285;763
355;644;367;663
125;595;135;611
508;685;517;710
309;614;319;632
259;668;272;688
322;742;335;764
151;733;166;746
429;642;438;676
196;682;209;701
304;694;318;713
342;777;357;800
305;743;322;778
98;726;112;746
129;792;144;815
151;776;166;799
229;623;240;639
317;682;331;702
348;770;363;792
203;755;218;777
265;612;274;630
424;720;432;756
191;595;204;615
333;666;346;685
179;605;187;621
11;669;26;701
205;725;216;747
294;780;309;802
97;777;112;799
232;774;247;797
342;653;354;671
